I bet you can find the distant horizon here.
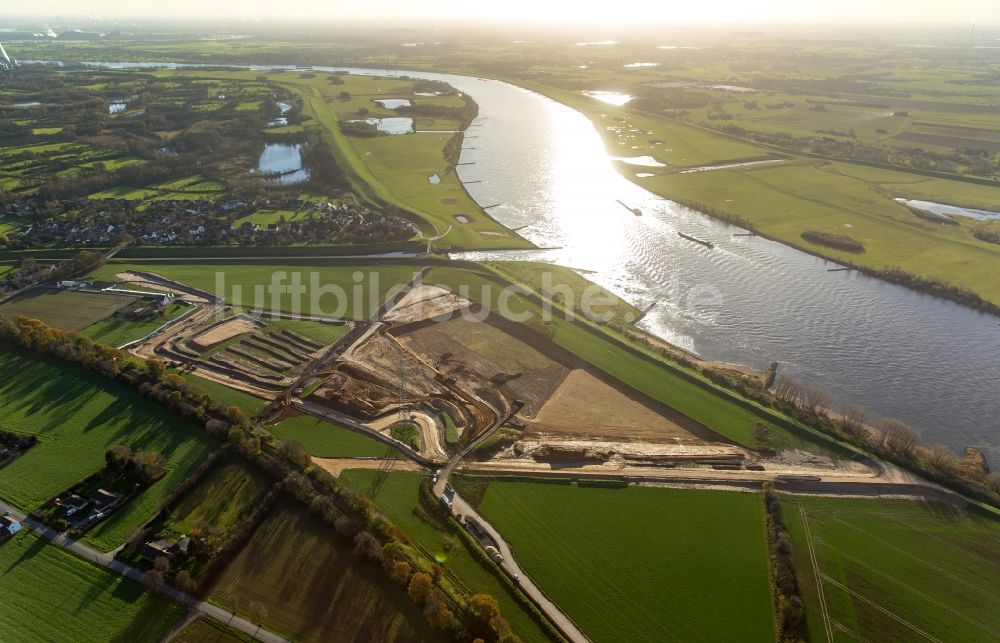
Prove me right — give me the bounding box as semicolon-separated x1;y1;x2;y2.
1;0;999;29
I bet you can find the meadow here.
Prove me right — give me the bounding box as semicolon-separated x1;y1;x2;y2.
472;479;776;642
0;348;216;551
782;495;1000;643
338;469;554;642
267;415;385;458
0;288;139;331
161;459;272;537
209;500;439;643
0;531;184;642
83;300;194;347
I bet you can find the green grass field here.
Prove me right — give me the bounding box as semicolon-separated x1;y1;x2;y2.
177;371;265;415
83;301;194;347
0;531;184;641
91;261;422;319
338;469;554;642
262;317;349;345
472;480;776;642
0;348;217;551
782;495;1000;643
162;459;272;537
209;499;440;643
0;289;138;332
267;415;385;458
490;261;642;326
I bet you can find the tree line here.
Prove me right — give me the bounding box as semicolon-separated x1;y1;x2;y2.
0;315;523;642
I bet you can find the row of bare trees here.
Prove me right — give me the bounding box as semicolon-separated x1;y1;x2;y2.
771;375;999;503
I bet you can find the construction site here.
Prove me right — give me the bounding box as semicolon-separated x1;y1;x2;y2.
116;267;760;470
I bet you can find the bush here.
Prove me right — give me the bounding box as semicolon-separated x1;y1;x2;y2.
800;229;865;253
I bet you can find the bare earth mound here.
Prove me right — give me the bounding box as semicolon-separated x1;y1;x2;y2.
529;369;707;443
398;317;569;416
190;317;258;351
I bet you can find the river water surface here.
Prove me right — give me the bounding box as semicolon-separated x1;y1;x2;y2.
37;60;1000;461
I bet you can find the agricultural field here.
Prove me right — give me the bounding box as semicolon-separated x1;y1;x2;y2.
0;288;139;331
782;495;1000;643
91;260;423;319
0;348;216;551
82;300;194;347
208;500;440;643
160;459;272;537
267;415;385;458
0;531;184;642
173;617;253;643
338;469;554;643
469;479;775;642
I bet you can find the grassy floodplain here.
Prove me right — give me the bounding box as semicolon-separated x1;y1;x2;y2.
497;64;1000;308
469;479;775;642
338;469;554;643
782;495;1000;643
0;348;216;551
260;70;530;250
647;160;1000;305
0;531;184;641
208;499;440;643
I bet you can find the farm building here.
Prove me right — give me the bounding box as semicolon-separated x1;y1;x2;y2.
89;489;123;511
58;494;89;516
141;536;191;563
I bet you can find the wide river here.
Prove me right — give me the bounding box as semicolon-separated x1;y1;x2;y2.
45;61;1000;462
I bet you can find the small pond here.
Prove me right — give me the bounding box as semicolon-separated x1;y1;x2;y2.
428;174;441;184
257;143;310;185
374;98;411;109
345;117;414;135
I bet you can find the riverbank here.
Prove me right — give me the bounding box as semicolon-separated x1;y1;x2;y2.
500;76;1000;315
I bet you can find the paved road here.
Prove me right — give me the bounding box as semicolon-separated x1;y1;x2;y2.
0;500;288;643
432;421;590;643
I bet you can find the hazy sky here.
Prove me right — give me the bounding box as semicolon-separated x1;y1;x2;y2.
9;0;1000;26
